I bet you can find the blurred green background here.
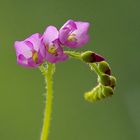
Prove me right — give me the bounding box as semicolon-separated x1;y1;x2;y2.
0;0;140;140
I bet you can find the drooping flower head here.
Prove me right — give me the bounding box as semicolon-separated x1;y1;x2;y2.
59;19;90;48
42;26;68;63
14;33;45;68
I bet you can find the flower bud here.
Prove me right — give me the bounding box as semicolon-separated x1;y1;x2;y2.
110;76;116;89
98;74;111;86
84;90;96;102
102;86;114;97
84;85;100;102
84;84;114;102
98;61;111;75
81;51;105;63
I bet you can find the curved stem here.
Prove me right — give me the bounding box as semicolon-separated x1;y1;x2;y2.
40;63;55;140
65;51;82;60
89;63;102;77
65;51;102;78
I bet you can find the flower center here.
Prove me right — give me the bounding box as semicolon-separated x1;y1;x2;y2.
32;51;38;63
67;34;77;42
48;45;58;56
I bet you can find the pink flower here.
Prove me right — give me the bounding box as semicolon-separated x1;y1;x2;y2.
42;26;68;63
14;33;45;68
59;19;90;48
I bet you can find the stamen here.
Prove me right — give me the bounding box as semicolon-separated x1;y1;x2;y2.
32;52;38;63
67;34;77;42
48;45;58;56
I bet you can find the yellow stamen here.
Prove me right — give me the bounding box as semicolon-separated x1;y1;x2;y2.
48;45;58;56
32;52;38;63
67;34;77;42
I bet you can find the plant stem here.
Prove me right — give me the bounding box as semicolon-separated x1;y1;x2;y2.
90;63;102;77
65;51;102;78
40;63;55;140
65;51;82;60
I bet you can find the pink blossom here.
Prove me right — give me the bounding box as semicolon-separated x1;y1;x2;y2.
42;26;68;63
14;33;45;68
59;19;90;48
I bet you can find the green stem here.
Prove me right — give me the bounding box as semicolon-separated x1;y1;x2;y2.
65;51;82;60
40;63;55;140
89;63;102;77
65;51;102;78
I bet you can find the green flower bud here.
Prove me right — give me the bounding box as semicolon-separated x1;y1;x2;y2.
84;91;94;102
102;86;114;97
98;61;111;75
110;76;116;89
97;90;106;99
84;84;114;103
84;85;100;102
98;74;111;86
81;51;105;63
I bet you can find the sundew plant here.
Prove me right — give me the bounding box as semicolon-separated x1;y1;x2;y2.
14;19;116;140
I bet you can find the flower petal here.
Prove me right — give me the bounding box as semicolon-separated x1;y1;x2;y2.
14;41;32;58
25;33;42;51
59;19;77;45
72;21;90;48
45;39;68;63
14;33;45;68
42;26;59;44
60;20;77;31
59;27;70;44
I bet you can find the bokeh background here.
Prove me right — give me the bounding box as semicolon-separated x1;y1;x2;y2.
0;0;140;140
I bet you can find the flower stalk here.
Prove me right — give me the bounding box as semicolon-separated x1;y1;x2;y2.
65;51;82;60
40;63;55;140
89;63;102;77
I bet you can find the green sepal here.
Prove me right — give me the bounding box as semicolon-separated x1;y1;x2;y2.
98;74;111;86
98;61;111;75
81;51;95;63
109;76;116;89
102;86;114;97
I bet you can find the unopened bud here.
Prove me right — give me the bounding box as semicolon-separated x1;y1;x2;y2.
84;85;101;102
81;51;105;63
110;76;116;89
84;90;98;102
98;61;111;75
84;84;114;102
102;86;114;97
98;74;111;86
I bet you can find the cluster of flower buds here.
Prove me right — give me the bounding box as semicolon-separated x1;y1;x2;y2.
98;61;116;89
81;52;116;102
14;19;90;67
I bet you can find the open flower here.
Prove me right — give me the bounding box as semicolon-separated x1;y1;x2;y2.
14;33;45;68
59;19;90;48
42;26;68;63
